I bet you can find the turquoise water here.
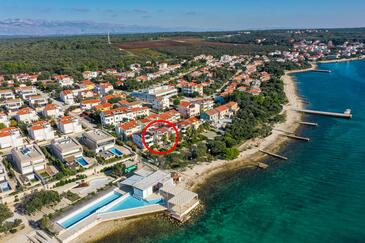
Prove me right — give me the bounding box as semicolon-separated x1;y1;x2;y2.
105;195;164;213
110;148;123;156
97;60;365;243
75;156;89;167
59;191;121;228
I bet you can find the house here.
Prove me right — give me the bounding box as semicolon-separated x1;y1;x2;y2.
78;80;96;90
11;144;46;178
152;96;170;110
100;107;150;126
15;107;38;123
178;117;201;133
158;110;181;123
82;71;98;80
50;136;83;162
15;86;37;99
116;120;143;139
3;99;24;112
132;85;178;102
98;83;114;95
119;100;143;109
181;82;204;96
28;95;48;108
0;89;15;100
82;130;115;153
60;90;75;105
80;99;101;110
95;102;113;112
132;132;153;150
0;127;24;149
119;169;173;199
201;109;219;123
0;163;7;184
57;116;83;134
177;101;200;118
27;121;55;142
78;90;97;100
53;75;74;87
192;98;214;112
42;104;63;118
0;113;9;127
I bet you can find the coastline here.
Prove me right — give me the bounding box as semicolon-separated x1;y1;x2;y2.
73;66;310;243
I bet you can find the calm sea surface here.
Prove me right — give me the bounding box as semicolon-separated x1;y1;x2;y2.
99;60;365;243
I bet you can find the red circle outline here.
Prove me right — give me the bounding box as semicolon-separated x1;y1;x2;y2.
141;120;179;155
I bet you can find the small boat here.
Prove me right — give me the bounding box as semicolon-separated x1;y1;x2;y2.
344;109;352;115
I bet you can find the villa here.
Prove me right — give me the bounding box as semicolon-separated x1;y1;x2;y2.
15;107;39;123
0;112;9;127
82;130;115;153
27;121;55;142
100;107;150;126
177;101;200;118
116;120;143;139
60;90;75;105
27;95;48;108
0;89;15;100
3;98;23;112
57;116;83;134
80;99;101;110
42;104;63;118
11;144;46;179
0;127;24;149
50;136;83;162
15;86;37;99
54;75;74;87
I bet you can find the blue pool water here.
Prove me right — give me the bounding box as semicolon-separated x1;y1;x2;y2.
105;195;164;213
0;182;10;192
75;156;89;167
110;148;123;156
59;191;121;228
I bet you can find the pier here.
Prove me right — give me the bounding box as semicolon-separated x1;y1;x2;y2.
284;134;310;141
299;121;318;126
259;149;288;160
311;69;332;73
293;108;352;119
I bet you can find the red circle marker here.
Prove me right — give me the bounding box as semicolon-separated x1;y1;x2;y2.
141;120;179;155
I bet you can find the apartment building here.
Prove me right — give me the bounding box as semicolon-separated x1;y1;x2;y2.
177;101;200;118
42;104;63;118
116;120;143;139
100;107;150;126
3;99;23;112
57;116;83;134
60;90;75;105
15;107;39;123
82;130;115;153
0;89;15;100
27;121;55;141
132;85;178;102
50;136;83;162
0;127;24;149
15;86;37;99
11;144;46;178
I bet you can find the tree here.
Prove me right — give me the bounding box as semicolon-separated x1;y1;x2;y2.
0;123;6;129
207;140;226;156
224;148;239;160
9;119;17;127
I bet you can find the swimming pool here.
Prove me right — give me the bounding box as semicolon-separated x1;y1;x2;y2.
75;156;89;167
109;148;123;156
0;182;10;192
58;191;121;229
104;195;164;213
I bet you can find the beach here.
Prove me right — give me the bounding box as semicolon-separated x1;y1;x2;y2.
72;66;310;243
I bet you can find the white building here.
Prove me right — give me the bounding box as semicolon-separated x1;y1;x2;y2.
82;130;115;153
0;127;24;149
0;113;9;127
60;90;75;105
27;121;55;142
28;95;48;108
15;86;37;99
11;144;46;178
132;85;178;102
3;99;23;112
50;136;83;162
177;101;200;118
0;89;15;100
54;75;74;87
57;116;83;134
152;96;170;111
42;104;63;118
82;71;99;79
100;107;150;126
15;107;39;123
181;83;204;96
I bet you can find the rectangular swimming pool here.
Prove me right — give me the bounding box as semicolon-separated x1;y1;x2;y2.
75;157;89;167
109;148;123;156
58;191;121;229
104;195;164;213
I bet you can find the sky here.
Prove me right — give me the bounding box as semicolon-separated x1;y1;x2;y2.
1;0;365;30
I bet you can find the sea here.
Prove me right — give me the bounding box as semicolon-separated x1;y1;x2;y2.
98;60;365;243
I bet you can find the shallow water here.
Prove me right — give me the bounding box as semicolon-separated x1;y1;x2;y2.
98;60;365;243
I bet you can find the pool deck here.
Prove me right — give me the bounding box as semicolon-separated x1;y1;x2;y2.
57;204;166;242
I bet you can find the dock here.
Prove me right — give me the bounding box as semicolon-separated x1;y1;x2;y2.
299;121;318;126
284;134;310;141
259;149;288;160
257;162;269;169
311;69;332;73
293;108;352;119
